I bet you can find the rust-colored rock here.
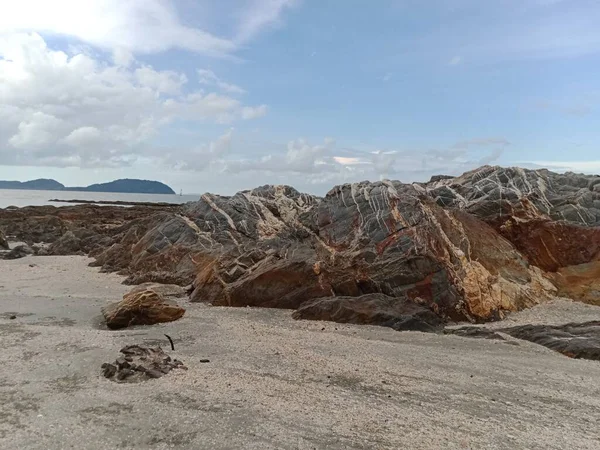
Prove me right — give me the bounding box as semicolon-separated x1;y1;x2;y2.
101;288;185;330
548;261;600;306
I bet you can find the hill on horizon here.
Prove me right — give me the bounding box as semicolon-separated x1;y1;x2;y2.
0;178;175;195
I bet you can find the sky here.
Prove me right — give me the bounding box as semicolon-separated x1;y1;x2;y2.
1;0;600;195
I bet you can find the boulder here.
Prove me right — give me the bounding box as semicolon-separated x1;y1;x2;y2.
101;288;185;330
3;244;34;260
0;229;8;250
293;293;444;332
49;231;82;255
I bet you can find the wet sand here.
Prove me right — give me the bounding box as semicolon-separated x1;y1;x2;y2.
1;256;600;449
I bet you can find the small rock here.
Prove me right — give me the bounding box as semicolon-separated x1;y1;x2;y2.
146;369;164;379
9;315;16;320
200;359;210;363
102;363;117;378
116;368;134;380
115;356;130;369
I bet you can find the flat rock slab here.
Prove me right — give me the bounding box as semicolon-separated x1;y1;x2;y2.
447;320;600;360
102;345;187;383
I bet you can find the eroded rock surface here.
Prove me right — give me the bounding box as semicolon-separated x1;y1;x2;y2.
101;288;186;330
447;321;600;361
102;345;187;382
293;293;444;332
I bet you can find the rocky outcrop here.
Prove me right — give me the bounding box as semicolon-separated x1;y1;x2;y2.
3;165;600;329
426;165;600;226
101;288;186;330
293;293;444;332
92;182;556;323
0;229;8;250
0;204;179;252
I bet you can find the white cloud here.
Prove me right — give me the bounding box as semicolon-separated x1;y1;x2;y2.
234;0;299;43
0;0;299;58
241;105;269;120
0;0;236;56
448;56;462;65
0;33;268;168
62;126;102;147
452;137;511;149
526;160;600;173
197;69;245;94
135;67;187;95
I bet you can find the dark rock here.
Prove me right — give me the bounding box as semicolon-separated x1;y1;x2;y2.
102;345;186;382
293;293;444;332
447;321;600;361
501;321;600;360
3;244;34;260
444;327;506;340
199;359;210;363
9;315;16;320
0;229;8;250
102;363;117;378
49;231;82;255
101;288;185;330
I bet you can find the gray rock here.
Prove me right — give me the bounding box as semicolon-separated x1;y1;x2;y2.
3;244;34;260
0;229;8;250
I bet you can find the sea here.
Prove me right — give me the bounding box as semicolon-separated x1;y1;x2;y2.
0;189;202;209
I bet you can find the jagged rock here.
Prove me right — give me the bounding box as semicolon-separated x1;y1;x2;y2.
2;244;34;260
91;182;557;323
3;165;600;328
49;231;82;255
102;345;186;382
293;293;444;332
101;288;185;330
448;321;600;361
0;229;8;250
426;165;600;226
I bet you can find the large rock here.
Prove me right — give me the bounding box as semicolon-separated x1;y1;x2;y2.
2;244;34;260
426;165;600;226
293;293;444;332
94;182;556;323
101;288;186;330
0;229;8;250
447;321;600;361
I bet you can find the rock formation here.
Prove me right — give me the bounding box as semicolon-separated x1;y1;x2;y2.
0;229;8;250
101;288;186;330
2;165;600;328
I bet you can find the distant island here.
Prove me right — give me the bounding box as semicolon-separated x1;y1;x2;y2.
0;178;176;195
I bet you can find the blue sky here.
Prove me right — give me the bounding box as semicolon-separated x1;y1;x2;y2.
0;0;599;194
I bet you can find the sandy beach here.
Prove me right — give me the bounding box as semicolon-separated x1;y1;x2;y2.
0;255;599;449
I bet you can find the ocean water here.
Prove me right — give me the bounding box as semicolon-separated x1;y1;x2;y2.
0;189;201;209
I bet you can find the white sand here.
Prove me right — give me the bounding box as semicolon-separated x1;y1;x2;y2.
1;255;600;450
